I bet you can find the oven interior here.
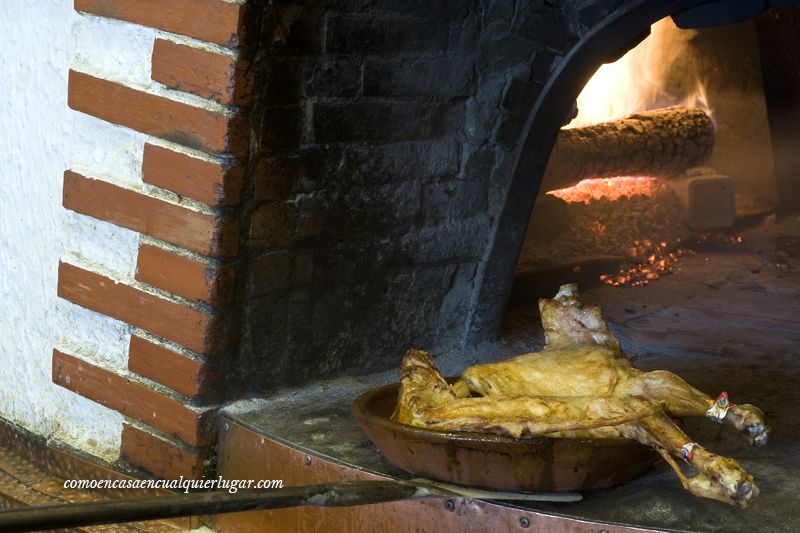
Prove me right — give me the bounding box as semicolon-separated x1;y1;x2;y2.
215;8;800;532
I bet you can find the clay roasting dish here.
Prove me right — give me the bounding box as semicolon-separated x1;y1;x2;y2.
352;382;657;492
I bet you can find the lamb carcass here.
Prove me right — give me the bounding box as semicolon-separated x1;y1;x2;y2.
392;284;768;507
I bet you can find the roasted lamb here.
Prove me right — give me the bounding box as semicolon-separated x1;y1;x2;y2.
392;284;768;507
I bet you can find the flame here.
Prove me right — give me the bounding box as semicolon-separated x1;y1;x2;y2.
548;176;666;204
566;18;711;129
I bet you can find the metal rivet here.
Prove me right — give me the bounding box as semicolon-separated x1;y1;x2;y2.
223;422;230;432
304;455;312;465
599;530;609;533
520;516;530;528
445;499;455;511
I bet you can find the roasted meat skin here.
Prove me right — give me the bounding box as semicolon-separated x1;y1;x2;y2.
391;284;767;507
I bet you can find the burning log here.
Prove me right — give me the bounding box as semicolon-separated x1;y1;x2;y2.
542;107;715;191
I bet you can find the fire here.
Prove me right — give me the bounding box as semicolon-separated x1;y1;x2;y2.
548;176;665;204
565;18;710;129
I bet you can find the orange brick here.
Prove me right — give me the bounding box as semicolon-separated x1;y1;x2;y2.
152;39;253;107
128;335;217;398
121;424;209;480
53;350;214;446
58;262;228;356
74;0;247;48
142;143;245;207
68;70;247;157
136;243;235;306
63;170;238;258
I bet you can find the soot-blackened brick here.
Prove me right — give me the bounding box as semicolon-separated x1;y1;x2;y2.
437;262;479;333
253;154;300;203
238;0;642;392
478;32;538;74
515;7;578;51
495;110;530;148
314;181;422;236
530;47;563;84
259;59;303;105
324;13;449;56
399;215;492;265
363;57;476;98
486;0;516;21
303;57;362;97
462;145;497;182
423;178;489;226
448;15;482;54
335;139;460;186
312;100;462;143
501;77;544;114
250;202;297;251
261;5;325;56
367;0;473;19
248;251;294;296
260;105;304;152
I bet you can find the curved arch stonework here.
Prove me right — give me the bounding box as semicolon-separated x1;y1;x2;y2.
464;0;719;342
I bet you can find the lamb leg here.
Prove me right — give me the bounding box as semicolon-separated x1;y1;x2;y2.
619;414;758;507
622;370;769;447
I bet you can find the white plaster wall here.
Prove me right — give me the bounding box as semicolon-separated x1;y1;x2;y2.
0;1;162;461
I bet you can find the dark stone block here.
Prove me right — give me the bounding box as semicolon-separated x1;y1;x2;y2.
529;47;563;84
462;145;497;182
437;261;479;334
250;201;297;251
258;59;303;106
334;138;461;185
423;177;489;225
399;214;492;264
367;0;473;19
500;77;543;114
311;99;463;143
317;181;422;235
363;57;476;98
463;82;506;145
478;32;538;74
237;292;289;369
268;0;373;9
494;110;529;148
259;105;305;152
302;57;362;97
578;2;620;31
324;13;449;56
247;248;316;298
447;15;482;54
489;146;515;188
486;0;516;21
252;154;301;203
260;5;325;56
248;251;294;296
515;7;578;51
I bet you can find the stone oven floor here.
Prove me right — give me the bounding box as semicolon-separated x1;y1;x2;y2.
219;213;800;532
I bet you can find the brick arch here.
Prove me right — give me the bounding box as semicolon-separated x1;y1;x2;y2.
465;0;741;342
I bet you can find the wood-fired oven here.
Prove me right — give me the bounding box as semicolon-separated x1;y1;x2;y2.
213;1;800;531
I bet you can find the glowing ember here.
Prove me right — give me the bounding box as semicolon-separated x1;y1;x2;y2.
600;239;689;287
600;233;745;287
548;176;667;204
517;173;689;273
